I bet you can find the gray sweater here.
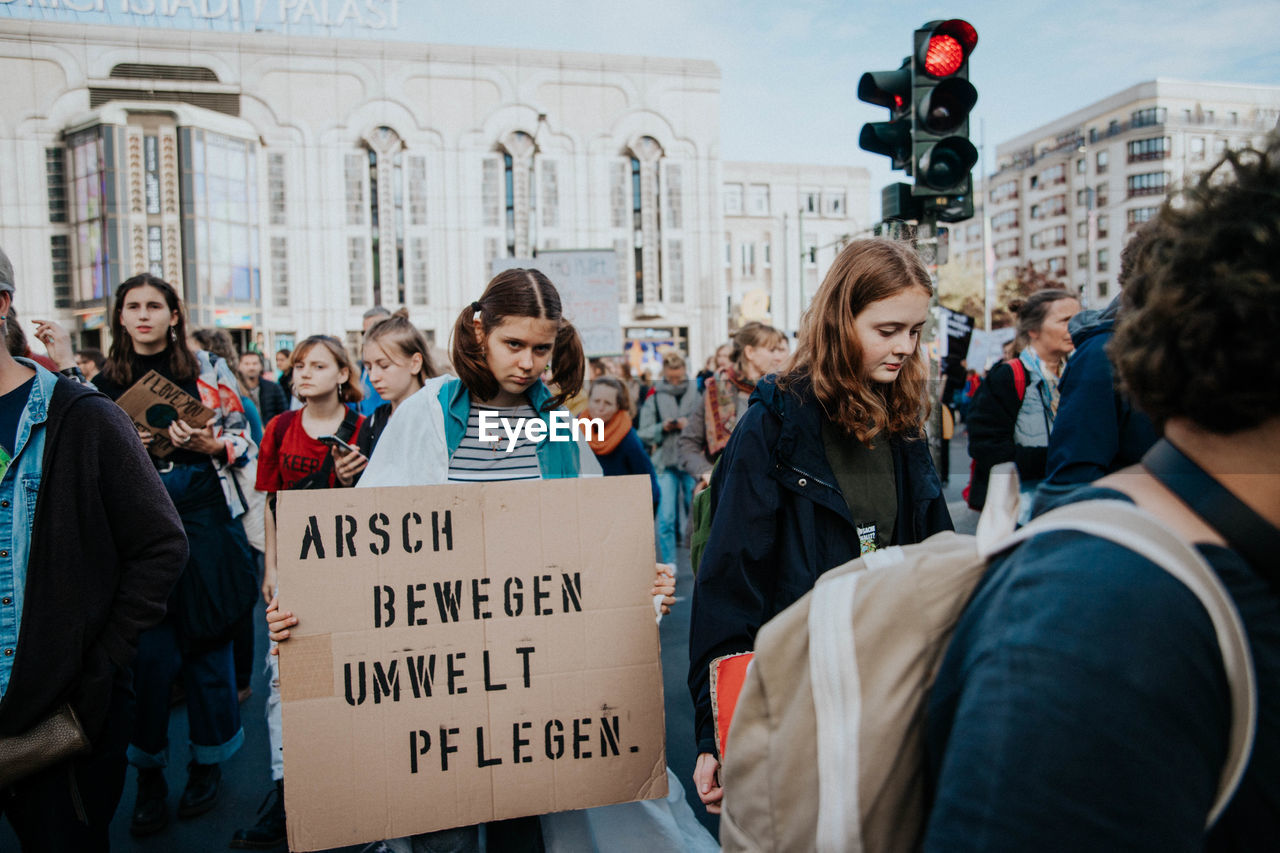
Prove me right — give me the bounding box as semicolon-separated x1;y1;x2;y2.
638;379;699;471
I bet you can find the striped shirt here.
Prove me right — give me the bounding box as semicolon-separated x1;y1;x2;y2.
447;403;542;482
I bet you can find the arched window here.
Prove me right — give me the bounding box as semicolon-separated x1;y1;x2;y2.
612;136;681;313
481;131;536;263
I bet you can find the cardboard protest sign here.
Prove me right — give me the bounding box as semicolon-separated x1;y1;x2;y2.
113;370;215;458
275;476;667;852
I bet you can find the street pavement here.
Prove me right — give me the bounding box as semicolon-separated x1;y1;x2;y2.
3;426;977;852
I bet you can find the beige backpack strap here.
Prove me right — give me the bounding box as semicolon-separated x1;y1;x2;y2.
998;499;1257;826
808;546;905;853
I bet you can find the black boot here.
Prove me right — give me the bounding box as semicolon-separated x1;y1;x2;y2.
177;761;221;818
130;767;169;837
230;780;286;849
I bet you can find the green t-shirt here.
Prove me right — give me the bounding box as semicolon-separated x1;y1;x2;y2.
820;420;897;554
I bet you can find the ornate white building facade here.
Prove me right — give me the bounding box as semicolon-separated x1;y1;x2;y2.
0;19;728;360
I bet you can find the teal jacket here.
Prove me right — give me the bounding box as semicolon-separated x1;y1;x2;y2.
439;377;584;479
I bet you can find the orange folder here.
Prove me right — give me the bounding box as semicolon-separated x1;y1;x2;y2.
710;651;755;759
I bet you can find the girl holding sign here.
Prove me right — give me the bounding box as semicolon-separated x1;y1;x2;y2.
93;274;257;836
687;239;954;816
231;334;368;849
268;269;698;852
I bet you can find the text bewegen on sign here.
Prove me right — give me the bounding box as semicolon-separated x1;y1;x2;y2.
275;476;667;852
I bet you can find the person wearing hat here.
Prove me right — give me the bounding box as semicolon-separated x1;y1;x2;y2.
0;247;187;850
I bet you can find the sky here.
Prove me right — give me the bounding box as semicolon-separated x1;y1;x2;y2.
5;0;1279;219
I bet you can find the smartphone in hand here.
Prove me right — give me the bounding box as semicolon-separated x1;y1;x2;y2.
318;434;357;455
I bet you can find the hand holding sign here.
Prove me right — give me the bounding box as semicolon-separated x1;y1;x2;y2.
114;370;216;458
168;419;223;455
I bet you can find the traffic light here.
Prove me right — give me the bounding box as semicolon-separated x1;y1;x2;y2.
911;19;978;218
857;59;912;172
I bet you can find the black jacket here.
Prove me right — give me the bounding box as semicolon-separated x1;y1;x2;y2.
0;377;186;743
688;377;953;756
257;377;288;428
965;360;1044;511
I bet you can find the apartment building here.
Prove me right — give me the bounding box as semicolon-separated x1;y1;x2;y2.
951;79;1280;308
720;162;870;335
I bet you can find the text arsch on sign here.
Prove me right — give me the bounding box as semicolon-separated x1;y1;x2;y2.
275;476;667;852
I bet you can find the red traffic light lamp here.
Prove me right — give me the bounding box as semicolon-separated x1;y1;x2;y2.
911;19;978;201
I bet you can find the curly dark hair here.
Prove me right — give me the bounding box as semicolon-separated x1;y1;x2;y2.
1109;135;1280;433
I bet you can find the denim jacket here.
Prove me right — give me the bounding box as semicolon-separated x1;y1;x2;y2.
0;361;57;699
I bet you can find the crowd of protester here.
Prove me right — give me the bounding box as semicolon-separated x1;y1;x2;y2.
0;138;1275;852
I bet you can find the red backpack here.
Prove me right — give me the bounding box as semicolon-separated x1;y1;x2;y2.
961;359;1026;506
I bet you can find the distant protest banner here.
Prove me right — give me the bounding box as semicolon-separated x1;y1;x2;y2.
275;476;667;852
114;370;215;458
493;250;623;357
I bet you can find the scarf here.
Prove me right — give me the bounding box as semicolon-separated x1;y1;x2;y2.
705;368;757;457
588;409;633;456
1022;349;1065;417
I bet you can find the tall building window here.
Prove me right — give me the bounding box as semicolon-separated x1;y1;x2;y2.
67;129;107;302
268;153;287;226
45;147;67;223
270;236;289;308
1097;247;1109;272
1127;136;1170;162
631;137;666;308
482;131;536;262
49;235;71;308
667;239;684;303
1127;171;1169;198
1096;150;1109;173
410;236;429;305
144;136;161;215
408;156;427;227
541;160;559;229
147;225;163;277
180;128;260;307
348;236;366;306
345;153;365;226
723;183;743;215
748;184;769;216
363;126;406;306
824;191;846;217
504;152;516;256
631;155;644;303
1127;206;1159;230
665;164;683;230
1131;107;1166;128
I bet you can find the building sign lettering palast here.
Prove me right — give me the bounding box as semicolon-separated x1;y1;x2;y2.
0;0;401;32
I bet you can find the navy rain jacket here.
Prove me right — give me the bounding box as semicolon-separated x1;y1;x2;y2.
688;376;952;756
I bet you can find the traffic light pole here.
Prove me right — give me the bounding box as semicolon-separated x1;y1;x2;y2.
917;213;946;476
